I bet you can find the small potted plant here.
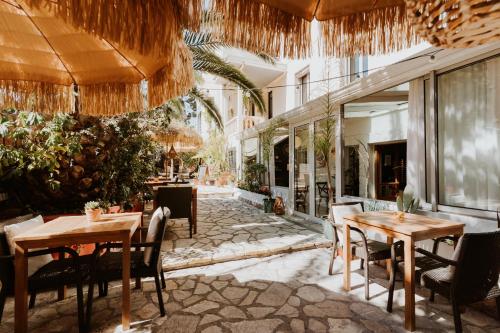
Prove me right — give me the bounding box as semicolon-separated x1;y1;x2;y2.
84;201;102;222
396;186;419;220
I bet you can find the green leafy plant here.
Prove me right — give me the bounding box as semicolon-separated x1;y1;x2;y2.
396;186;420;213
239;162;267;193
314;95;336;206
84;201;100;210
195;130;228;179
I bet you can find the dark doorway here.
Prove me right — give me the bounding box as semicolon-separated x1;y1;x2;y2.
343;145;360;197
268;91;273;119
274;137;289;187
374;142;407;201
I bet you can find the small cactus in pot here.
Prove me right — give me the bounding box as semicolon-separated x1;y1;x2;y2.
84;201;102;222
396;186;420;219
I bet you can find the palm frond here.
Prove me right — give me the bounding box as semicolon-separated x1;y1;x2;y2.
183;30;227;53
255;52;277;65
191;47;266;113
189;87;223;130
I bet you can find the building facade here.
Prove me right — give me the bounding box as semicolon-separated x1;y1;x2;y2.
200;41;500;236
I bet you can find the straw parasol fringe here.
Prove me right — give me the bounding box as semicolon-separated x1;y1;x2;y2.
78;82;144;116
320;4;419;57
26;0;201;57
0;80;73;114
210;0;311;59
148;41;195;109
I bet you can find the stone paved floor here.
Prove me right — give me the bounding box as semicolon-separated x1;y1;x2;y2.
1;248;499;333
160;196;330;271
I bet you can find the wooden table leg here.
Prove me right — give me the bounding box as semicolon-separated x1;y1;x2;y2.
386;236;394;279
122;237;131;330
404;237;416;331
15;245;28;333
343;224;351;291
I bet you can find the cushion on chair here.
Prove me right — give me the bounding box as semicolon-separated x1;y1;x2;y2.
352;239;392;260
143;207;165;265
29;255;92;291
421;267;453;298
331;204;364;243
0;214;34;256
4;215;53;276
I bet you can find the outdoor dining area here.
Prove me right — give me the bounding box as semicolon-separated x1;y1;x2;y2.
0;0;499;332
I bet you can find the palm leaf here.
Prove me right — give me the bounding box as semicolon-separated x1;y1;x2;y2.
184;30;227;53
191;47;265;113
189;87;223;130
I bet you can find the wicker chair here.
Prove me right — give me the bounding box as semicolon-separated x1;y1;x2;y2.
386;236;454;312
86;207;170;329
328;202;402;300
157;186;193;238
417;231;500;332
0;235;90;333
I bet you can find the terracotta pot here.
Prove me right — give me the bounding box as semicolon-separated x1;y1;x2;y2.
85;208;101;222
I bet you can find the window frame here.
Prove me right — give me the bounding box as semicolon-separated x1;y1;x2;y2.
434;54;500;215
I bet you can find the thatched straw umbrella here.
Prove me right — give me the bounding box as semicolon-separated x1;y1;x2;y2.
152;121;203;179
0;0;194;116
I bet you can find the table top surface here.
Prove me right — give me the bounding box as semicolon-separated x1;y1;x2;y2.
13;212;142;247
344;211;464;239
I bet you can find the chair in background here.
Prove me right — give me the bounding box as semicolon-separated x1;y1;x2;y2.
328;202;401;300
316;182;329;213
157;186;193;238
417;231;500;332
86;207;170;329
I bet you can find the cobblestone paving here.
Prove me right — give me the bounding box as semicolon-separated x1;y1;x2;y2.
1;248;498;333
160;197;330;271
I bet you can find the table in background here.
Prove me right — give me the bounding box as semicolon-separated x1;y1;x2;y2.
13;213;142;333
342;211;464;332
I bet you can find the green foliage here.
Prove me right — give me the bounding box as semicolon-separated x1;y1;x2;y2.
188;87;223;128
0;109;159;213
239;162;267;193
194;130;228;178
314;95;336;205
178;152;199;169
0;108;81;190
100;114;158;206
396;186;420;213
84;201;100;210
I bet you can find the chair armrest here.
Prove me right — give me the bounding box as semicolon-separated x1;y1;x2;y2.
92;241;159;256
26;247;79;259
132;242;157;248
416;248;457;266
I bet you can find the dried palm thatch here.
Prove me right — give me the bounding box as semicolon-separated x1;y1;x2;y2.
209;0;417;58
210;0;312;59
406;0;500;48
320;3;418;57
26;0;202;57
153;120;203;152
0;0;194;116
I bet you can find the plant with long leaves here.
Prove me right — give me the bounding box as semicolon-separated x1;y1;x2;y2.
180;28;271;129
314;95;337;206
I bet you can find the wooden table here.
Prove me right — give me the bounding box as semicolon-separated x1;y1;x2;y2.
152;185;198;234
342;211;464;332
13;212;142;333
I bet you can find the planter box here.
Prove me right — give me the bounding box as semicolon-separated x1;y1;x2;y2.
234;188;267;209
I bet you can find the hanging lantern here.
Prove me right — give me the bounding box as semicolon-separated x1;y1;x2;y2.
168;145;178;159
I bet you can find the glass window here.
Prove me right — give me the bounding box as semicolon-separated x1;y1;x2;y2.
298;73;310;105
294;125;310;214
243;137;258;166
437;56;500;211
314;118;336;217
342;82;409;200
